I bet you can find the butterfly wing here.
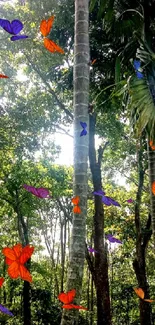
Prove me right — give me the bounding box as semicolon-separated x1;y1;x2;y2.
62;304;88;310
11;35;28;41
0;74;9;78
1;19;23;35
80;122;87;129
0;277;4;287
88;247;98;253
102;196;112;206
7;261;20;279
40;16;54;37
91;59;97;65
80;122;87;136
150;140;155;150
127;199;133;203
71;304;88;310
134;288;145;299
0;304;14;316
106;235;116;243
149;140;155;150
0;19;9;29
71;196;80;205
37;188;50;198
133;60;141;70
152;181;155;195
10;20;23;34
144;299;155;303
113;237;122;244
2;243;22;261
104;196;120;207
19;265;32;282
136;71;143;79
73;206;81;214
19;245;34;264
80;129;87;136
5;257;13;265
23;184;39;197
58;289;76;304
93;190;105;196
62;304;74;309
44;38;64;54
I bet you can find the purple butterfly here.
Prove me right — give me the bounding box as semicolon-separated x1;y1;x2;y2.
11;35;28;41
0;19;28;41
0;304;14;316
106;234;122;244
93;190;120;207
133;59;144;79
23;184;52;199
88;247;98;253
126;198;134;203
80;122;87;136
93;189;105;196
102;196;120;207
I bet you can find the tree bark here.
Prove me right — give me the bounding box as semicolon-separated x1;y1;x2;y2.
60;0;89;324
89;113;112;325
133;139;152;325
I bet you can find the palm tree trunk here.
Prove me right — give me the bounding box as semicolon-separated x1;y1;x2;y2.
60;0;89;324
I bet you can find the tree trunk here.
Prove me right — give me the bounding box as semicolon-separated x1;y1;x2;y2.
60;0;89;324
89;113;112;325
133;139;152;325
23;279;31;325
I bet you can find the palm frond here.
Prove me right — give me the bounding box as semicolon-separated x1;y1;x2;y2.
129;76;155;139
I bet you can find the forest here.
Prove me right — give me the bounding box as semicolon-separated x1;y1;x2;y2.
0;0;155;324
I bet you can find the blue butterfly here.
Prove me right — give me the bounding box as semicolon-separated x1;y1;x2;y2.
80;121;87;136
133;59;144;79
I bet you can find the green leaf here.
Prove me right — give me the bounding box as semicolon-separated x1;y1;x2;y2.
89;0;97;12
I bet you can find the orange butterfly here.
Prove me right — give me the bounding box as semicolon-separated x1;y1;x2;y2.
150;140;155;150
91;59;97;65
152;181;155;195
0;277;4;287
58;289;88;310
134;288;155;303
71;196;81;214
2;243;34;283
0;74;9;78
40;16;64;54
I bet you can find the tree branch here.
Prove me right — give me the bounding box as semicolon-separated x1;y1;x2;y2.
24;54;73;120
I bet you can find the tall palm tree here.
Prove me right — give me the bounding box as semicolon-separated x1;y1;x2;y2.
60;0;90;324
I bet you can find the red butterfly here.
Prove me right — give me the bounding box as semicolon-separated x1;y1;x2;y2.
0;277;4;287
2;243;34;282
0;74;9;78
71;196;81;214
40;16;64;54
58;289;88;310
